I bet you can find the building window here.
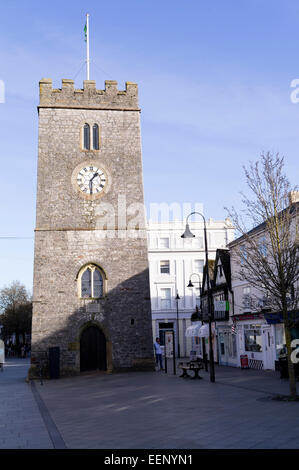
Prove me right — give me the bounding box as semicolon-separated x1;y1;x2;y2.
160;288;171;309
82;123;100;150
160;260;170;274
79;264;104;298
242;287;252;311
93;124;99;150
194;259;204;274
195;288;201;308
259;236;267;257
212;232;225;248
193;237;203;249
240;245;247;265
160;237;170;249
83;123;90;150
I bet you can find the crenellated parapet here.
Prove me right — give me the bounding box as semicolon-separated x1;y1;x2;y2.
39;78;139;110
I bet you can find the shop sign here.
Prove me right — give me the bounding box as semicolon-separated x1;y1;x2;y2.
233;313;264;322
165;331;174;359
214;300;229;311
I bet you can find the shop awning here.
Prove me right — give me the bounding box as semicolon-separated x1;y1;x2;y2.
197;323;215;337
264;310;299;325
185;322;202;337
185;322;215;337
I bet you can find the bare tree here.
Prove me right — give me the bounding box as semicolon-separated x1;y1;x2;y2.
0;280;28;312
0;281;30;347
226;152;299;399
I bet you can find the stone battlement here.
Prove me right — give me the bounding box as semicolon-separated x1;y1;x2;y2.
39;78;139;110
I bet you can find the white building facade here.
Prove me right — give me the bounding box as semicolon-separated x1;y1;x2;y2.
228;193;299;371
147;219;235;357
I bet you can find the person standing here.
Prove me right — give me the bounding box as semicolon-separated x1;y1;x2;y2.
154;337;163;370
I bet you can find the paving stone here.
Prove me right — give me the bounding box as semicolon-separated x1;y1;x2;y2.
36;362;299;449
0;358;53;449
1;358;299;449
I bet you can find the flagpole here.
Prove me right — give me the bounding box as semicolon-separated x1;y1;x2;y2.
86;13;90;80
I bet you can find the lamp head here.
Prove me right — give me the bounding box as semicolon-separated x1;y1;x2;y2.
187;280;194;288
181;223;195;238
176;293;180;300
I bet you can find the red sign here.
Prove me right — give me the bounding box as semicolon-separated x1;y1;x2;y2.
240;354;249;369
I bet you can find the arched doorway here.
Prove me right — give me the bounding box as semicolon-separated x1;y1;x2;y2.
80;325;107;372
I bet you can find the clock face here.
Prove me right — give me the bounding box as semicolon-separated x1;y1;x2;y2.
76;166;107;195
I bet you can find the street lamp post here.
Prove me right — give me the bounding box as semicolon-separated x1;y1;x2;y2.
175;293;181;358
182;212;215;383
187;273;208;372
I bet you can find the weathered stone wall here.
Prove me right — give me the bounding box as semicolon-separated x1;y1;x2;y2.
31;79;154;376
39;79;139;110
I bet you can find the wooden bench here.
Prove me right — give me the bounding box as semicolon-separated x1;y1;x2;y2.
178;360;204;379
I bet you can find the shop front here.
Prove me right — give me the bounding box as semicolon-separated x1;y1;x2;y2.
264;311;299;371
233;314;276;370
185;322;216;362
217;325;238;367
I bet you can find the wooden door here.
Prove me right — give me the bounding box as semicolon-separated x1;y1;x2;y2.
80;326;106;372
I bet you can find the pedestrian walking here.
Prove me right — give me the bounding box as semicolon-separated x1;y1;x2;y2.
154;337;163;370
0;339;4;372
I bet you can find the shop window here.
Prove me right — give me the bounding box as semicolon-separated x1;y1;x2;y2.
244;326;262;352
275;324;286;359
159;322;174;346
228;333;237;357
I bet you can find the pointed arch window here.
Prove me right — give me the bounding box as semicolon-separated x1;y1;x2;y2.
83;123;90;150
79;265;104;298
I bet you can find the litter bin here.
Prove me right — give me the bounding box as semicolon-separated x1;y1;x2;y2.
279;356;299;380
49;347;60;379
279;356;289;379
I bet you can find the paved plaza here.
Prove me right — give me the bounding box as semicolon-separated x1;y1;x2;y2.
0;358;52;448
0;358;299;449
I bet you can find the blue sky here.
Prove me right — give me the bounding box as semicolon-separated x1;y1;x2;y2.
0;0;299;290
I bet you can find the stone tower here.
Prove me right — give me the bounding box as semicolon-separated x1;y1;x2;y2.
31;78;155;376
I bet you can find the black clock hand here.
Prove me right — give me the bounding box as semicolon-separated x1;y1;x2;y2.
89;172;99;194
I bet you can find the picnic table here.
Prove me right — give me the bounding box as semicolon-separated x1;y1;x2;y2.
178;360;204;379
